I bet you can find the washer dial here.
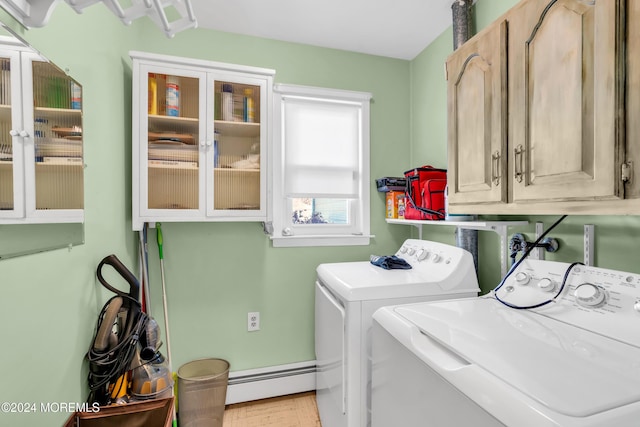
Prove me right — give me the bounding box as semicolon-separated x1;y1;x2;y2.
416;249;429;261
537;278;555;292
574;283;607;308
515;272;530;285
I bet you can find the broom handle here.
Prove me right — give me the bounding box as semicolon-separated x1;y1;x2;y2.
157;223;172;367
157;223;177;427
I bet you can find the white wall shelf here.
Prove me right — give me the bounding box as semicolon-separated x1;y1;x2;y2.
386;218;529;276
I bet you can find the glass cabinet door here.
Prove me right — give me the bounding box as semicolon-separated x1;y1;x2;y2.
0;50;22;218
28;58;84;215
141;67;205;216
208;77;265;216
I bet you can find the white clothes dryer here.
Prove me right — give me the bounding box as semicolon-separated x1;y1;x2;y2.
315;239;479;427
371;259;640;427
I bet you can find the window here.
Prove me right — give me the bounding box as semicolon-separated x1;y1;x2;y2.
270;84;372;247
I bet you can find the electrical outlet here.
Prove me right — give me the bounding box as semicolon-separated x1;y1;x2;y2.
248;312;260;331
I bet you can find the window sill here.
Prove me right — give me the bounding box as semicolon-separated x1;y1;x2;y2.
270;234;374;248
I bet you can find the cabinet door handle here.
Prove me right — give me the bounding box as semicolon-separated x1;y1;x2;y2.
491;151;501;186
514;145;524;183
9;129;29;138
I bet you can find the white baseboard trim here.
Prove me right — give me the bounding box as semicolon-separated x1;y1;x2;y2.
225;360;317;405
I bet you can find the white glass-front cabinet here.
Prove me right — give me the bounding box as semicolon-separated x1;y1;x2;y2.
0;38;84;224
131;51;274;230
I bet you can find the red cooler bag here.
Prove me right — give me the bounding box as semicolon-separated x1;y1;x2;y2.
404;166;447;220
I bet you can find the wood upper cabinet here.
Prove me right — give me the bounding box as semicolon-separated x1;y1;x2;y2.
509;0;624;204
447;0;628;214
446;19;507;207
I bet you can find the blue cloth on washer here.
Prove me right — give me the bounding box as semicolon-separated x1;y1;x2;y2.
370;255;412;270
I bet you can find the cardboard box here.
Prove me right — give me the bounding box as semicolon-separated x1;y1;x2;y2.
63;397;174;427
386;191;405;219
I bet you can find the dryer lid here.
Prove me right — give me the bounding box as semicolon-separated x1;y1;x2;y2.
394;297;640;418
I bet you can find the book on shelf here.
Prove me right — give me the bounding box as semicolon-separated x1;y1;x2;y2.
148;159;198;169
38;156;83;165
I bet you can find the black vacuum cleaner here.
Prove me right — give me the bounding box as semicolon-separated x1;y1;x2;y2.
86;255;172;406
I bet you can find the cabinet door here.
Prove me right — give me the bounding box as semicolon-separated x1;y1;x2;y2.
23;54;84;221
446;19;507;207
207;74;266;218
135;64;207;221
509;0;623;203
626;0;640;198
0;48;24;219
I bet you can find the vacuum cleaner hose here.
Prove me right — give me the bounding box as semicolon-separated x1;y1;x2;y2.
140;318;162;361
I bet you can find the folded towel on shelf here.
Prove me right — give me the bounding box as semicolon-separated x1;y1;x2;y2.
229;154;260;169
370;255;412;270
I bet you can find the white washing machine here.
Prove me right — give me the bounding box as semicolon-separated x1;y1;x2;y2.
371;259;640;427
315;239;479;427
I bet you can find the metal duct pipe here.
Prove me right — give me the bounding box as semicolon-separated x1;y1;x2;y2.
452;0;473;50
451;0;479;273
456;227;479;273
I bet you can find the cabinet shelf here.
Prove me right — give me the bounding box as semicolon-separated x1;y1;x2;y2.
1;106;82;121
148;114;199;133
214;120;260;137
149;114;198;123
35;107;82;115
36;161;83;167
386;218;528;276
215;167;259;173
146;162;260;173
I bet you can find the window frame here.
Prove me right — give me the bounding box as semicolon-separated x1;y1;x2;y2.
270;84;372;247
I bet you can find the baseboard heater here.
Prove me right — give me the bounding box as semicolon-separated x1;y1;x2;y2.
225;360;317;405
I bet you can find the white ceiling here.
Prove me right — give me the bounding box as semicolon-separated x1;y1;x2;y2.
188;0;456;60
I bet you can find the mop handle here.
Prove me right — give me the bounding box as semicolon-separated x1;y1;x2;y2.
157;223;164;260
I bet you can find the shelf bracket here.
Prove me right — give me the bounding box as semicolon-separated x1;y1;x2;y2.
584;224;595;266
414;223;424;240
530;222;545;260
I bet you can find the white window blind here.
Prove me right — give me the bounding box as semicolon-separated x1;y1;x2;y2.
282;96;361;198
271;84;372;247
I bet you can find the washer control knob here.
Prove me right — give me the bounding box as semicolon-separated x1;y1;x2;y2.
634;301;640;313
431;253;441;263
408;248;416;256
537;278;555;292
416;249;429;261
515;272;530;285
399;246;408;254
574;283;606;308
